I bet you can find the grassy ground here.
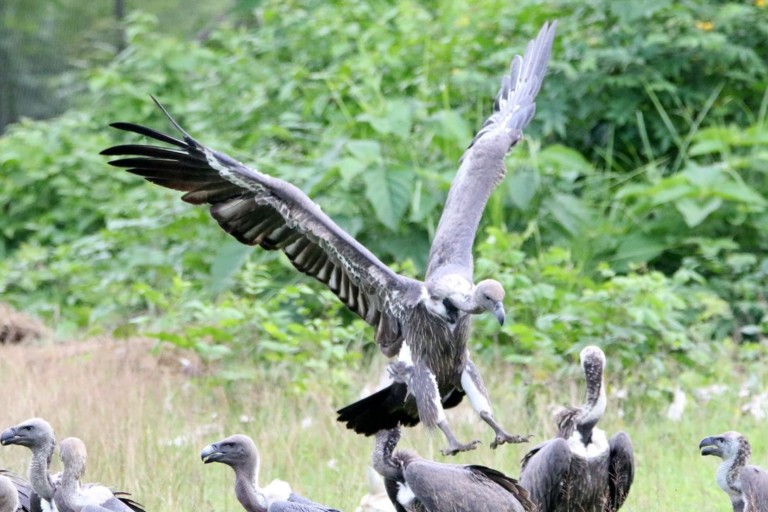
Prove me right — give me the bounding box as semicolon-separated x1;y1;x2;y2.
0;338;765;511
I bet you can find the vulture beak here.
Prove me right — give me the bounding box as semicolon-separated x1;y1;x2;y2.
493;303;505;326
200;443;221;463
0;427;19;446
699;437;721;457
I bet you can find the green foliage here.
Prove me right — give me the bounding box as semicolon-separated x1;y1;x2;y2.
536;0;768;167
1;0;767;389
471;227;732;399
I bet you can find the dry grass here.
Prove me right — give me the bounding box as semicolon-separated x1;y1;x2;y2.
0;338;766;511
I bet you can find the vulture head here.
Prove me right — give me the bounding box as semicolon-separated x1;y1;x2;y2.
59;437;88;478
0;418;56;451
201;434;258;470
580;345;606;385
473;279;506;325
700;432;750;461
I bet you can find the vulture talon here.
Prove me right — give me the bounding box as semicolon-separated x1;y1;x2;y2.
491;432;533;449
441;439;481;457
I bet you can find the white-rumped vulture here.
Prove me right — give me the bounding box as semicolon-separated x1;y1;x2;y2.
519;346;634;512
53;438;143;512
700;431;768;512
200;434;340;512
372;426;533;512
102;21;555;455
0;470;36;512
0;419;143;512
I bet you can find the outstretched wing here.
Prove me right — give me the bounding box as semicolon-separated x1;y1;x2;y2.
425;21;557;282
607;432;634;512
102;100;410;348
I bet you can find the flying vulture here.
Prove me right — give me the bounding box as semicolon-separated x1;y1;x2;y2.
200;434;340;511
519;346;634;512
102;21;556;455
372;426;534;512
700;431;768;512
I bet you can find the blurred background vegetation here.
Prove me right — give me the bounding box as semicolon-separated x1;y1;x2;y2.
1;0;767;407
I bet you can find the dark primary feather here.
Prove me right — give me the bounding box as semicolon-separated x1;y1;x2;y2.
102;100;408;350
336;382;465;435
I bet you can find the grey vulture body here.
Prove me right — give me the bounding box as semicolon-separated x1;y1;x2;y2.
372;427;533;512
0;419;143;512
520;346;634;512
0;475;20;512
102;21;556;455
700;431;768;512
53;438;143;512
0;470;37;512
200;434;340;512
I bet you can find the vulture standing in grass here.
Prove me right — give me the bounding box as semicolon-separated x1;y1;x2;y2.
700;431;768;512
0;419;143;512
372;426;533;512
102;21;556;455
53;438;143;512
0;419;59;512
0;470;35;512
200;434;340;512
0;474;20;512
519;346;634;512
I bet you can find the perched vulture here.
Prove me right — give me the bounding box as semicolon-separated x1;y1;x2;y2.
372;426;533;512
0;470;35;512
0;419;143;512
0;474;20;512
102;20;556;455
700;431;768;512
519;346;634;512
200;434;340;512
53;438;143;512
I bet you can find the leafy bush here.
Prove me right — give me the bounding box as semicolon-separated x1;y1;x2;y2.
1;0;767;392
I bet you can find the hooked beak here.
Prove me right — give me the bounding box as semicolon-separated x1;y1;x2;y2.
699;437;720;457
493;303;505;326
200;443;220;463
0;427;19;446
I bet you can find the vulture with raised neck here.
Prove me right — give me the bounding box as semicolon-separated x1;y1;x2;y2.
200;434;339;512
700;431;768;512
0;419;143;512
53;437;143;512
102;21;556;455
0;418;60;512
0;469;36;512
372;426;533;512
519;346;634;512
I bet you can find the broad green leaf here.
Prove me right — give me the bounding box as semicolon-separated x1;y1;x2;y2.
209;240;252;295
507;167;540;210
675;198;722;227
546;193;593;236
364;167;415;230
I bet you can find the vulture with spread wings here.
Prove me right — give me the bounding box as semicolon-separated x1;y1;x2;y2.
102;21;556;455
